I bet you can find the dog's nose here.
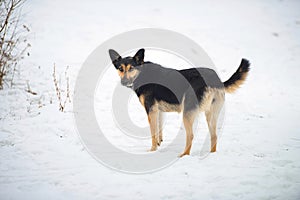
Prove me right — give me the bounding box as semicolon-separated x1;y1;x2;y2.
121;79;129;85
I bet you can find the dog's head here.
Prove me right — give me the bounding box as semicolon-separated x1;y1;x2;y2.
109;48;144;88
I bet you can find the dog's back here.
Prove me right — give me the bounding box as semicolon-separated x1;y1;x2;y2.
133;62;226;113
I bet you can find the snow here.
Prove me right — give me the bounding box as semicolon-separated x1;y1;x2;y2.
1;0;300;199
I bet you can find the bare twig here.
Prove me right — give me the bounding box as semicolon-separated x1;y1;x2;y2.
53;64;71;112
25;80;37;95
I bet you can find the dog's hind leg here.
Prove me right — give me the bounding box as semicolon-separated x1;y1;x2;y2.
157;111;163;146
180;111;197;157
205;90;224;152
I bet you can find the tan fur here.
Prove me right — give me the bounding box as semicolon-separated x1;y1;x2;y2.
148;104;159;151
117;64;139;80
139;95;145;108
199;87;225;152
157;100;182;112
142;87;225;155
180;111;197;157
125;64;131;71
199;87;225;112
117;64;126;78
127;68;139;80
225;72;248;93
145;101;167;148
158;111;163;145
205;92;224;152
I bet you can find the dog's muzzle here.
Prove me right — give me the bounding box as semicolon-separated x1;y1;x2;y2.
121;79;133;88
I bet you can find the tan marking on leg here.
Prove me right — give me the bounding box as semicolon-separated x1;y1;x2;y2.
147;104;159;151
139;94;145;108
204;88;225;152
158;111;163;146
206;111;217;152
180;111;197;157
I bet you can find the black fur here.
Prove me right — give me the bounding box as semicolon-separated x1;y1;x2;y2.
109;48;250;155
223;58;250;89
133;62;223;113
109;49;145;69
109;48;249;114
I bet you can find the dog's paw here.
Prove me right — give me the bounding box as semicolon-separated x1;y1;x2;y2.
210;146;217;153
157;138;163;146
178;152;190;158
148;146;157;152
157;139;163;146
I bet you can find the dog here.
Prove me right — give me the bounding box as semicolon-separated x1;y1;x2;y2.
109;48;250;157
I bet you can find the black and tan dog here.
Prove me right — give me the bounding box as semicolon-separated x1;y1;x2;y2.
109;48;250;157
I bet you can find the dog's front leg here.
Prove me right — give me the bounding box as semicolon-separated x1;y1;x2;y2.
157;111;163;146
147;108;159;151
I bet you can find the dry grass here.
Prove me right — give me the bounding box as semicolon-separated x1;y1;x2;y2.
0;0;30;89
53;64;71;112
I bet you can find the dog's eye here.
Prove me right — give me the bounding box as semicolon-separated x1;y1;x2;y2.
128;66;134;72
118;66;124;72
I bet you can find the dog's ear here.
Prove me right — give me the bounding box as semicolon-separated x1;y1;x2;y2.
133;48;145;65
109;49;121;65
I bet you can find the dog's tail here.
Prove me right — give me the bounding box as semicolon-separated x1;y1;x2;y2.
223;58;250;93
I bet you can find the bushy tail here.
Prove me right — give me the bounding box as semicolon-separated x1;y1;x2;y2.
223;58;250;93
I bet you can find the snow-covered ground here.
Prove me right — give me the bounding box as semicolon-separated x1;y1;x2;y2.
1;0;300;199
